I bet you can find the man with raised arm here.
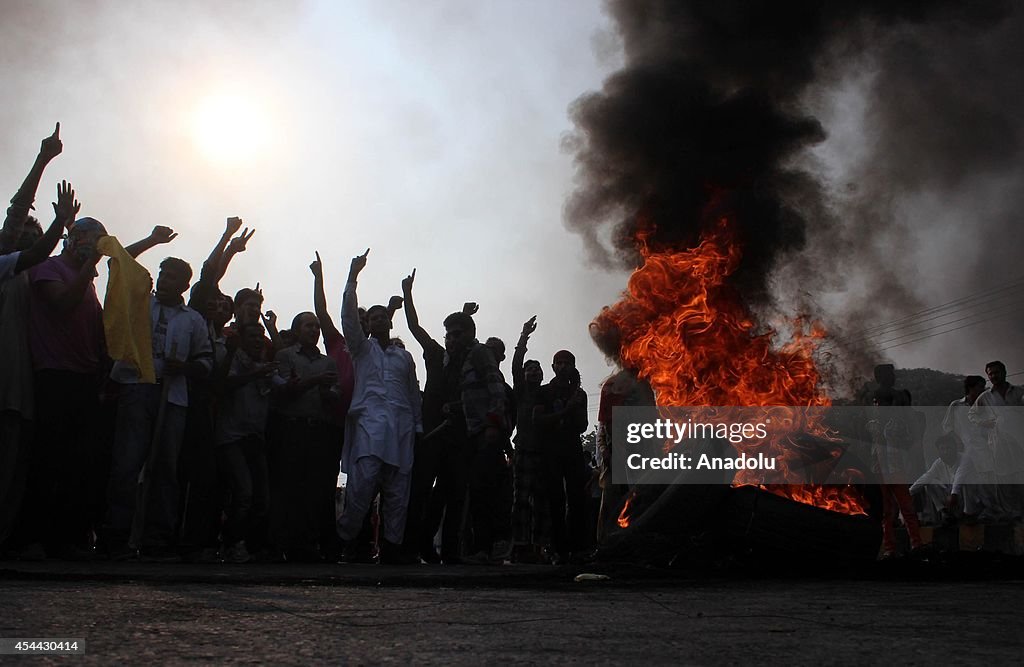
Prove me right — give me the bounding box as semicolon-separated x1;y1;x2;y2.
336;249;422;564
399;272;485;563
17;211;109;559
509;316;550;563
178;217;252;562
440;308;509;565
397;268;454;562
188;216;253;318
0;122;63;256
308;250;355;561
0;181;80;552
0;123;70;286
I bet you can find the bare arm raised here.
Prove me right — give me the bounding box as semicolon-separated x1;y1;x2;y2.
512;315;536;388
125;225;178;259
341;249;370;357
15;181;79;273
1;123;63;253
189;217;245;310
310;250;341;341
218;226;255;280
400;268;439;352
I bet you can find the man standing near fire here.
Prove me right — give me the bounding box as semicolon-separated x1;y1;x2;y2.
535;350;589;564
944;375;998;520
969;361;1024;520
867;368;923;559
443;309;509;565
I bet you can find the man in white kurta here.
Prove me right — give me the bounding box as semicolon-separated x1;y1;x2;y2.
943;375;998;519
969;361;1024;520
336;250;422;554
910;434;959;525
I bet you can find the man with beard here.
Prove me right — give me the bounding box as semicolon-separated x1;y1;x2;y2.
337;249;422;563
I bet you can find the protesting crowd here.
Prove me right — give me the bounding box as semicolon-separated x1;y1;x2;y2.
2;127;1022;566
0;126;598;565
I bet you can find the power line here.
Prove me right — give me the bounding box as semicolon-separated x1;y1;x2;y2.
871;301;1022;348
852;276;1024;338
820;278;1024;352
876;306;1024;352
838;291;1021;348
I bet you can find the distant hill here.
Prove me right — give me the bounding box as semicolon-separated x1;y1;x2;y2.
838;367;965;406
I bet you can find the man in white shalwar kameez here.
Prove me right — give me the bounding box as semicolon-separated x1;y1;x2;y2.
943;375;998;519
910;433;959;526
969;361;1024;520
336;250;422;561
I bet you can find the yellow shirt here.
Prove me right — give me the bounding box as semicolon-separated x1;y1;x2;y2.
97;236;155;383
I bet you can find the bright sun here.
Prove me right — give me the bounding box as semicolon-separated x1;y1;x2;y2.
191;92;270;165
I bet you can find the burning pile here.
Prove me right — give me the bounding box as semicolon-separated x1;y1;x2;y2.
565;1;1004;531
595;210;867;517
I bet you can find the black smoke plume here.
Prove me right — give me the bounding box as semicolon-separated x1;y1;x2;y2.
566;0;1017;379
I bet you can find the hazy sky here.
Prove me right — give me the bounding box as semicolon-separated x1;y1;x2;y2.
2;0;1020;413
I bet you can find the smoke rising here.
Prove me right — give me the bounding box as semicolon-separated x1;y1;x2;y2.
566;0;1020;383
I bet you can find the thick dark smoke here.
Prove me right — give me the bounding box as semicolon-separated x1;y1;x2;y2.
810;7;1024;355
566;0;1019;381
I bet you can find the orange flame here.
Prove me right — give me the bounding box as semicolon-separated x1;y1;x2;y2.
600;215;866;515
618;492;636;529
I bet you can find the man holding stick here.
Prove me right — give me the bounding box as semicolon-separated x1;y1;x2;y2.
104;257;212;560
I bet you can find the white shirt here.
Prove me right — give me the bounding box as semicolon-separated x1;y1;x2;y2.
910;457;957;495
340;280;422;473
110;295;213;407
943;397;993;472
970;384;1024;474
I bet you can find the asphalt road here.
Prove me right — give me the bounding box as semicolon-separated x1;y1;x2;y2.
2;568;1022;664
